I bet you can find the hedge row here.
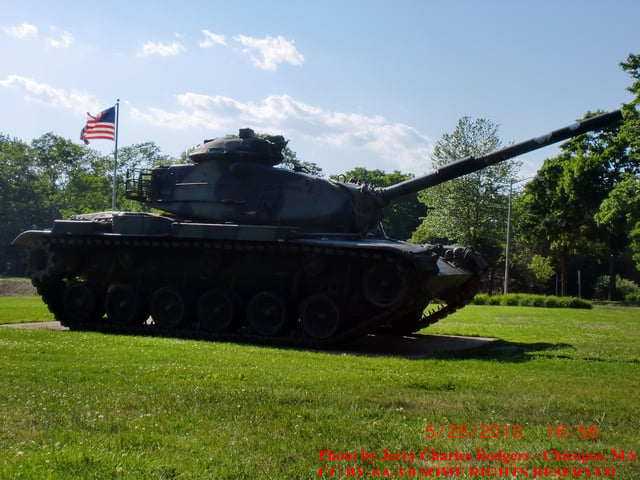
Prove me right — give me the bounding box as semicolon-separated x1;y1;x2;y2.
624;292;640;303
472;293;592;309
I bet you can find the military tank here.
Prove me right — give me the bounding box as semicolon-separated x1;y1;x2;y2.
13;110;622;347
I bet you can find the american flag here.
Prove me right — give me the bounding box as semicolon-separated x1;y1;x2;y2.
80;106;116;144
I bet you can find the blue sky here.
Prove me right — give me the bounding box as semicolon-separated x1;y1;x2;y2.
0;0;636;179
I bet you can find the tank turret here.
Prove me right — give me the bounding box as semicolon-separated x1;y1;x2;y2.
14;109;623;347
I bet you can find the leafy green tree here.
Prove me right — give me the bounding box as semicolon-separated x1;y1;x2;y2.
411;117;520;246
30;133;89;224
1;133;179;275
527;254;555;293
519;55;639;297
118;141;172;170
0;133;94;274
519;106;633;297
58;150;114;217
595;173;640;297
617;54;640;274
619;54;640;165
410;116;520;291
0;135;36;274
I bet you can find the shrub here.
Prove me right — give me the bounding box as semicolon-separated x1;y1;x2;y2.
472;294;490;305
593;275;640;301
521;295;545;307
562;297;592;309
501;294;522;306
624;291;640;303
472;293;592;309
544;296;560;308
487;295;502;306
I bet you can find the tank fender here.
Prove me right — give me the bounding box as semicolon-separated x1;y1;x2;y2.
12;230;51;246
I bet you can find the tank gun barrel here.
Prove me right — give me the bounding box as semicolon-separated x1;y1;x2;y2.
380;109;623;204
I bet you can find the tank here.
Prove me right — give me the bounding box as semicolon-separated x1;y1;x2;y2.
13;110;622;347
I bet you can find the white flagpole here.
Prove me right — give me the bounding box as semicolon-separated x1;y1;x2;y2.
111;99;120;210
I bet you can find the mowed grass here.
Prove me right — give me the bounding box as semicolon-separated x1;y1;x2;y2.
0;296;53;324
0;303;638;479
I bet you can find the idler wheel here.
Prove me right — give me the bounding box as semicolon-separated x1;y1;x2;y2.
63;282;103;323
247;291;289;336
299;294;342;340
150;287;189;329
105;283;147;326
361;262;407;308
197;289;238;333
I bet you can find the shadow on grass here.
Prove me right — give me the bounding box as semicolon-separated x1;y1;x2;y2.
3;322;572;362
434;339;575;362
340;333;573;362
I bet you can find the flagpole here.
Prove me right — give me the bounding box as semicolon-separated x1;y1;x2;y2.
111;99;120;210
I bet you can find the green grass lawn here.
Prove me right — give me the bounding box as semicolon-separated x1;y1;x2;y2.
0;302;638;479
0;296;53;324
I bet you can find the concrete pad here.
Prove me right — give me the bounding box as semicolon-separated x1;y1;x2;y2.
1;321;68;330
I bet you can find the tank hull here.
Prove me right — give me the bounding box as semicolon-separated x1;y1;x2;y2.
14;212;485;347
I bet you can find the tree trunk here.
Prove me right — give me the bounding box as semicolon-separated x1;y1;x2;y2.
486;267;494;295
560;246;569;297
608;252;617;301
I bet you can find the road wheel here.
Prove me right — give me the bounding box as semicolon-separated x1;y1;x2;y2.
198;289;239;333
300;293;342;339
105;283;147;326
63;281;103;323
247;291;289;336
150;287;190;329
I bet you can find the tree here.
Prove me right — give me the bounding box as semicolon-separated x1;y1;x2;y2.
30;133;89;224
595;173;640;297
619;54;640;163
518;115;624;296
0;132;180;276
0;135;36;274
519;55;640;297
527;254;555;293
410;116;521;291
331;168;426;240
58;150;115;217
118;141;172;170
618;54;640;274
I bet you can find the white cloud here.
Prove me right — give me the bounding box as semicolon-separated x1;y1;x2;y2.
199;30;226;48
2;23;38;39
47;31;74;48
0;75;102;115
137;40;185;57
233;35;304;70
130;93;432;172
2;23;74;49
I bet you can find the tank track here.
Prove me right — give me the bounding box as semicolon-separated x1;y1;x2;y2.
27;234;482;349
